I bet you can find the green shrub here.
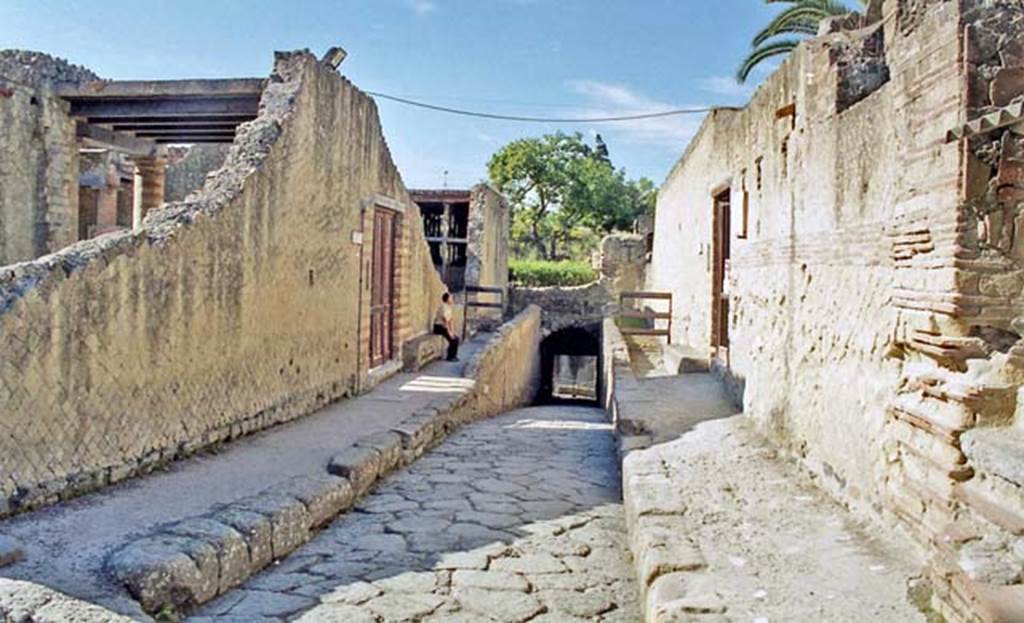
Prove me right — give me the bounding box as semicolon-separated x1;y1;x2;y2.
509;259;597;287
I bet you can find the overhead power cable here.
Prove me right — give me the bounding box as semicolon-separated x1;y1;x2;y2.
365;90;719;123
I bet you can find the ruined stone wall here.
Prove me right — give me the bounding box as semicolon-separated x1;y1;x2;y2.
164;145;230;203
652;1;1024;618
465;184;510;329
0;51;93;265
0;51;446;516
651;0;960;556
466;183;510;291
509;233;646;332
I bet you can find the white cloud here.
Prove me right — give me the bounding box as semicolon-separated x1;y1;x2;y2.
566;79;706;150
406;0;436;15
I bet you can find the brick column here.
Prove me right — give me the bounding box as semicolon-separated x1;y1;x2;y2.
131;155;167;228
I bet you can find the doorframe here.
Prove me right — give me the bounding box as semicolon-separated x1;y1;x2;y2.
361;195;406;375
710;184;732;362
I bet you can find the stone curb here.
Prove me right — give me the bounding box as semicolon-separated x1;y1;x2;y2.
105;473;346;613
106;306;542;616
605;321;724;623
618;431;724;623
107;403;469;615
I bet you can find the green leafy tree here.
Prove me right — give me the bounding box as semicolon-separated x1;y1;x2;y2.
737;0;868;83
594;133;611;166
488;132;654;261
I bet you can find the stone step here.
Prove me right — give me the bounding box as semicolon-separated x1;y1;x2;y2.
662;344;709;374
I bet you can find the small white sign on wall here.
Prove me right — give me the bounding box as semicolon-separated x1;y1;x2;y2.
351;230;364;245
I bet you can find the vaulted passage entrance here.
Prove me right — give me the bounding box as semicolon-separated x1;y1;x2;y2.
538;324;601;404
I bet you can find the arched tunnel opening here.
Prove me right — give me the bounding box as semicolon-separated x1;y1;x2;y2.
536;323;602;405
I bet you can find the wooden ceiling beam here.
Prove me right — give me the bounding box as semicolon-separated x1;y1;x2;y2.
75;121;158;157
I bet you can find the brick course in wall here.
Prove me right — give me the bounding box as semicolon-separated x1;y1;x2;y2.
648;0;1024;619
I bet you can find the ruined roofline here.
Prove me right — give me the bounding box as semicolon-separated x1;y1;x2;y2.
657;4;890;190
409;188;474;202
410;182;506;202
0;50;312;316
59;78;268;144
410;182;507;202
0;47;414;316
0;49;99;88
659;106;743;190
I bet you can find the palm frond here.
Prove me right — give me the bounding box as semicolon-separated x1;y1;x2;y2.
753;21;819;48
736;39;801;83
752;6;831;47
740;0;864;83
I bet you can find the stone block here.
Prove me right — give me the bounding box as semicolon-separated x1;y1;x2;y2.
0;535;23;568
211;506;274;570
624;472;688;520
105;534;209;612
992;67;1024;108
391;412;442;463
647;571;727;622
234;492;311;559
402;333;445;372
962;428;1024;488
356;430;404;476
328;445;382;497
633;517;706;587
165;517;251;594
286;473;355;528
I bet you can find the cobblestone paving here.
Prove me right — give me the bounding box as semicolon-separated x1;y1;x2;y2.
192;405;640;623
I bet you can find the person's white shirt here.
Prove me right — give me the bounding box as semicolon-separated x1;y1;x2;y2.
435;301;453;326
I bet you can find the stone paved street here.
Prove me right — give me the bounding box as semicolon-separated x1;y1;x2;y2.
192;405;640;622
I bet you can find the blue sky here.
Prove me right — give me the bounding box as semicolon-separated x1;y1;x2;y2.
1;0;779;188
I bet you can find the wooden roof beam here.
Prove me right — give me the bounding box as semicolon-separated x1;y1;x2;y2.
56;78;265;99
68;96;260;119
75;121;158;157
109;122;241;132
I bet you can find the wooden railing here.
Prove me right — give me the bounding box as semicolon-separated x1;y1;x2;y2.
617;291;672;343
462;285;506;341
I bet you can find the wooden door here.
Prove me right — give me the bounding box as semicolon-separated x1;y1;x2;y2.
370;208;397;367
712;189;731;351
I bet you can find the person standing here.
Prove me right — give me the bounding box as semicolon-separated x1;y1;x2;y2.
433;291;460;361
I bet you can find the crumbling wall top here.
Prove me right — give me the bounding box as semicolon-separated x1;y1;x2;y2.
0;50;316;315
0;49;99;87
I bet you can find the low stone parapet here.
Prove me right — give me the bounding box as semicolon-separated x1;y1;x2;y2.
105;306;541;616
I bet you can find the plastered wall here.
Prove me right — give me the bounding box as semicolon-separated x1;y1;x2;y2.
0;51;445;516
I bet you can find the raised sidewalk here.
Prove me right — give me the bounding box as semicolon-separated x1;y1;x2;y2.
604;323;927;622
0;306;540;620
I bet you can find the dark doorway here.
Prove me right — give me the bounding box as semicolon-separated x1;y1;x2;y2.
712;188;731;355
370;208;397;367
538;324;601;404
